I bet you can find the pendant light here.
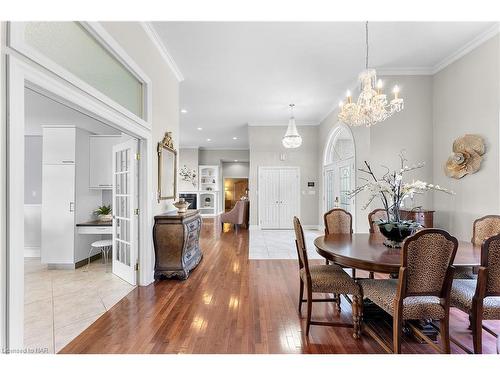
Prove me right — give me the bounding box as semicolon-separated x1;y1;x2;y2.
282;104;302;148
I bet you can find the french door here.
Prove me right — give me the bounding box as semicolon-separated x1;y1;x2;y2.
323;159;355;214
112;139;139;285
258;167;300;229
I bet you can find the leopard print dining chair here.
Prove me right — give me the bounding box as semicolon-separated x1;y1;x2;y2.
455;215;500;280
450;233;500;353
324;208;353;235
368;208;387;235
359;229;458;354
293;216;362;338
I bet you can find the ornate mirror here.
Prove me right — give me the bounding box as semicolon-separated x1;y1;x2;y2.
157;132;177;202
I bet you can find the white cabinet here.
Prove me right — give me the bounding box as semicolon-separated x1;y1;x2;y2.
89;135;122;189
258;167;300;229
41;126;101;267
42;127;76;164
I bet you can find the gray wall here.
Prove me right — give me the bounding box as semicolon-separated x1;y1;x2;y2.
199;149;249;164
24;136;42;204
249;125;319;226
432;35;500;240
178;148;199;192
222;162;249;178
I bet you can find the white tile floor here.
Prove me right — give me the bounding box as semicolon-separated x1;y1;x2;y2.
24;258;135;353
249;227;323;259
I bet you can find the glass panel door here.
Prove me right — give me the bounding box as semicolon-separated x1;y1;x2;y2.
112;139;138;285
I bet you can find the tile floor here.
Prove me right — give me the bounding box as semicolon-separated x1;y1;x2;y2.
249;227;323;259
24;258;135;353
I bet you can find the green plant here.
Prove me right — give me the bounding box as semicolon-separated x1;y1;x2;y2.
94;205;112;216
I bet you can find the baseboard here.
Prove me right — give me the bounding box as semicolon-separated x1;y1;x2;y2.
24;247;40;258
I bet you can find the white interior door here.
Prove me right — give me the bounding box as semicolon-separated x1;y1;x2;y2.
279;168;300;229
259;168;281;229
112;139;139;285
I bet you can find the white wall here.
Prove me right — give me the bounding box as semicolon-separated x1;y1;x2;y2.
178;148;199;192
249;125;319;226
101;22;180;215
432;35;500;240
198;149;250;164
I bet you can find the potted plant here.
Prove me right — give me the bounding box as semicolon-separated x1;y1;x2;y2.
347;153;454;247
94;205;112;222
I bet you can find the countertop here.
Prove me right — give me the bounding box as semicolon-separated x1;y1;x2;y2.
76;220;112;227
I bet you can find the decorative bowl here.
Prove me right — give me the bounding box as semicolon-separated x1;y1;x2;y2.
376;221;420;248
173;200;191;213
98;214;113;222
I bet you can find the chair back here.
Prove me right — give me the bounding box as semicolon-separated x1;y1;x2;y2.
481;233;500;296
324;208;353;235
368;209;387;234
472;215;500;246
293;216;310;274
401;228;458;296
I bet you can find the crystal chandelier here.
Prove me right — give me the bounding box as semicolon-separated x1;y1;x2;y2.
282;104;302;148
338;22;404;127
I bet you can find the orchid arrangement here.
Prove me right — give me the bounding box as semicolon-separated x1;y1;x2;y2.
347;153;454;224
179;165;197;187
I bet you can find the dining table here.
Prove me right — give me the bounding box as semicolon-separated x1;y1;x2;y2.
314;232;482;345
314;233;481;274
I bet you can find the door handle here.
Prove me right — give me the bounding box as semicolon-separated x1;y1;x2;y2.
69;202;75;212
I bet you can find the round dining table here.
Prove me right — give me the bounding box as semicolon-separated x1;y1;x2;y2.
314;233;481;274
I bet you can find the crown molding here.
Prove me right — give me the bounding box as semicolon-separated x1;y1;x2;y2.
247;122;319;127
431;22;500;75
140;22;184;82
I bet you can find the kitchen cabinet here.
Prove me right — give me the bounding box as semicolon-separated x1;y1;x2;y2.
89;135;122;189
42;127;76;164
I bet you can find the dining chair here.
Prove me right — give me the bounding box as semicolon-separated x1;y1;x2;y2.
455;215;500;279
450;233;500;354
368;208;387;235
367;209;388;279
324;208;356;277
359;228;458;354
293;216;362;338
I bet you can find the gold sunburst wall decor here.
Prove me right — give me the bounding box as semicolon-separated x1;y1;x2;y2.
445;134;485;179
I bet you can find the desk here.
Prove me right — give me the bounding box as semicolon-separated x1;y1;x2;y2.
76;220;112;235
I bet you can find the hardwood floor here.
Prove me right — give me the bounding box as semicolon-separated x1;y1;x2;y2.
60;219;499;354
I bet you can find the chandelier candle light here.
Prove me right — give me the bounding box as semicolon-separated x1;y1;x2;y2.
338;22;404;127
282;104;302;148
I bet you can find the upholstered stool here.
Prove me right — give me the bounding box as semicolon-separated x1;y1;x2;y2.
86;239;113;272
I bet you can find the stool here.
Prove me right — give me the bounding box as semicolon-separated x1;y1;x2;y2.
86;239;113;272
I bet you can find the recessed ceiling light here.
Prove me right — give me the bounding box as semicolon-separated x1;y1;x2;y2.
234;160;238;162
232;137;238;140
207;138;211;142
197;127;203;131
180;109;188;114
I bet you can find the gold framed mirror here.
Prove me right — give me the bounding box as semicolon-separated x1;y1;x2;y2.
157;132;177;202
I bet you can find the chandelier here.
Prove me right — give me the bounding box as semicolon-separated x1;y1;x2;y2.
282;104;302;148
338;22;404;127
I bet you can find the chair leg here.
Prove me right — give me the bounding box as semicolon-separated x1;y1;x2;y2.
352;268;356;279
369;272;374;279
393;315;402;354
472;313;483;354
85;247;93;272
334;293;341;312
352;295;361;339
325;259;329;265
298;279;304;314
440;315;451;354
305;287;312;336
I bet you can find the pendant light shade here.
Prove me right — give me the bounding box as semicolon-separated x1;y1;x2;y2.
282;104;302;148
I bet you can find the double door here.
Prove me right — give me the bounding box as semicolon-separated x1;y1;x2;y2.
324;159;355;214
258;167;300;229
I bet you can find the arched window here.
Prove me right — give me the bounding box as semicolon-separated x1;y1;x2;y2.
323;123;356;220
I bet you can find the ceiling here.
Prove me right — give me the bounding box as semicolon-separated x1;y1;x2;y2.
152;22;497;149
25;89;120;136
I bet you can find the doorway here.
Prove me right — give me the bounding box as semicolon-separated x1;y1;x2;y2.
224;178;248;211
6;56;154;352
